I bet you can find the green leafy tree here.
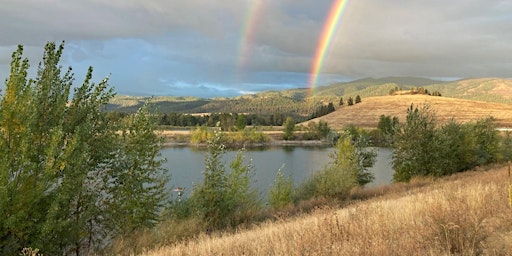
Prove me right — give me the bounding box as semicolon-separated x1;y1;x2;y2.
282;117;296;140
392;104;439;182
377;115;399;146
105;102;169;235
0;42;169;255
339;97;344;106
235;114;247;131
190;133;259;230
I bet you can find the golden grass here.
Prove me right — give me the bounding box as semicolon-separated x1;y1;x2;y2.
141;166;512;256
306;95;512;130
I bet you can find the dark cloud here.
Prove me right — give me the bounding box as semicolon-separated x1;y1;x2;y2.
1;0;512;97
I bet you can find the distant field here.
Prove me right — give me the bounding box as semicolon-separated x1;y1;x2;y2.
304;95;512;130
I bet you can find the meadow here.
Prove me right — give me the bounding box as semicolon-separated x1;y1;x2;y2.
140;164;512;256
307;95;512;130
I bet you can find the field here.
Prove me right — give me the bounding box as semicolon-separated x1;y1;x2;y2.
142;164;512;255
306;95;512;130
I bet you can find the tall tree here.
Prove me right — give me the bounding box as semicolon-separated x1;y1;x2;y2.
392;104;440;182
0;42;169;255
282;117;296;140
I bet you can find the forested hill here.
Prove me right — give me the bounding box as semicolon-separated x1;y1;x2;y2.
107;77;512;117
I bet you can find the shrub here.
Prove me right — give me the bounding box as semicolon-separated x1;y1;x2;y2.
268;169;294;210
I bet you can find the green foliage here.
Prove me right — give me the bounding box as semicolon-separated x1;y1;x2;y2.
392;104;439;182
0;42;168;255
282;117;296;140
355;95;361;104
268;169;293;210
105;103;169;235
302;121;331;140
190;126;216;143
393;104;504;182
225;150;260;225
224;128;269;145
501;132;512;162
189;133;260;230
376;115;399;146
235;114;247;131
347;97;354;106
296;133;376;200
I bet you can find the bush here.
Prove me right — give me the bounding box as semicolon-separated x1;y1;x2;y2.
268;169;294;210
296;133;376;200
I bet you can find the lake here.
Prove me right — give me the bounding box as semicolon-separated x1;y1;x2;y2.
161;146;394;199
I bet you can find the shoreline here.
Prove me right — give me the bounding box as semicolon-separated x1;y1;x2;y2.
162;139;332;148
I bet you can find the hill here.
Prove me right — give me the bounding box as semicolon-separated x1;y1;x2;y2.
425;77;512;104
106;78;512;123
304;95;512;130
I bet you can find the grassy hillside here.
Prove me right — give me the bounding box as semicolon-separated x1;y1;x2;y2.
425;78;512;104
142;165;512;255
106;78;512;120
304;95;512;130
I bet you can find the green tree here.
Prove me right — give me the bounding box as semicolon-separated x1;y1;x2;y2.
347;97;354;106
190;133;259;230
282;117;296;140
225;149;260;225
355;95;361;104
105;102;169;236
0;42;169;255
392;104;439;182
235;114;247;131
377;115;399;146
339;97;344;106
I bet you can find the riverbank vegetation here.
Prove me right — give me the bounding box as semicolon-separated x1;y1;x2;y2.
142;164;512;256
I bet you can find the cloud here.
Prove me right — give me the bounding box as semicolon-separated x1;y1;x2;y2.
1;0;512;97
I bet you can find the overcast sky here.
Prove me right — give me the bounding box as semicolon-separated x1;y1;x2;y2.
1;0;512;98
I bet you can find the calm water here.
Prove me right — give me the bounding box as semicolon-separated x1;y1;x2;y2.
161;146;394;198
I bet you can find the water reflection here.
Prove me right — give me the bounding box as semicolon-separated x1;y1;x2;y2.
161;146;394;199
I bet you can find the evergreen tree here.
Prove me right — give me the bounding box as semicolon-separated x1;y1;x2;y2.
347;97;354;106
339;97;344;106
355;95;361;104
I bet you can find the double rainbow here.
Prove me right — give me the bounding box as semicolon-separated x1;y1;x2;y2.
308;0;349;95
236;0;349;95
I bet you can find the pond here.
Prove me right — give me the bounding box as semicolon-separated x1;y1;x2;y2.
161;146;394;199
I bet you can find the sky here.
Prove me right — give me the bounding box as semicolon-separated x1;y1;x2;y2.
1;0;512;98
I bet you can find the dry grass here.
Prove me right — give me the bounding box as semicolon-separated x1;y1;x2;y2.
306;95;512;130
141;165;512;256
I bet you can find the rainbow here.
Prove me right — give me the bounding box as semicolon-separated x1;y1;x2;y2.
308;0;349;95
237;0;264;74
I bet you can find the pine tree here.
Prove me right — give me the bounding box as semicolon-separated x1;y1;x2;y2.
355;95;362;104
